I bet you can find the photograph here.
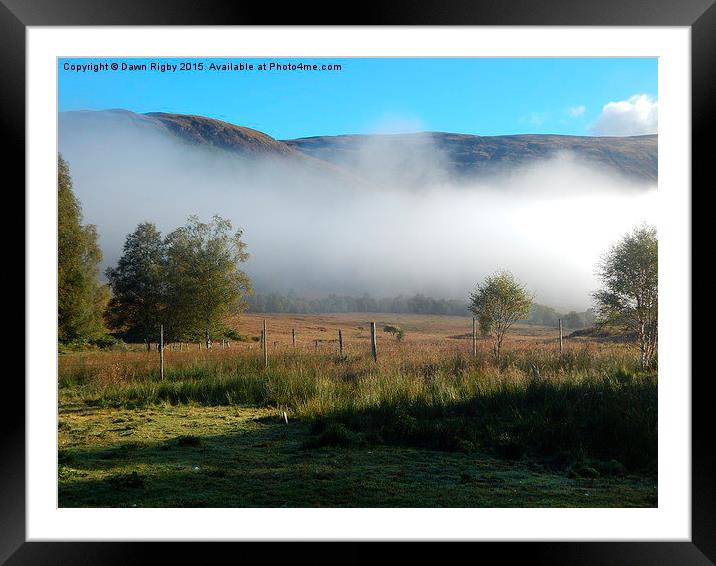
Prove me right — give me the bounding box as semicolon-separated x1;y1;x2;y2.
0;0;709;554
55;56;660;509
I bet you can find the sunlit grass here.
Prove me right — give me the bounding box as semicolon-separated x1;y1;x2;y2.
59;321;656;474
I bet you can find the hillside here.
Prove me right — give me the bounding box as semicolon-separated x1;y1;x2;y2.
146;112;295;156
283;132;657;183
60;109;297;157
59;109;657;185
58;109;368;188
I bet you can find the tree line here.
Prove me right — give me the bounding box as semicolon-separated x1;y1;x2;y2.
245;290;595;328
245;292;469;317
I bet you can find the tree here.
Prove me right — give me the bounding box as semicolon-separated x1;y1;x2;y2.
469;271;532;364
164;215;252;348
105;223;165;347
562;311;582;329
528;303;559;327
57;154;107;343
593;225;657;369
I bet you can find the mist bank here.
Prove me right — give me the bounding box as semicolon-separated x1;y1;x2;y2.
59;109;657;312
283;130;657;187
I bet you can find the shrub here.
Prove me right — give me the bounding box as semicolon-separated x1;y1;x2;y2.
383;325;405;341
224;328;252;341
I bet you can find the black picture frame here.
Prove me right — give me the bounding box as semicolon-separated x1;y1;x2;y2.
6;1;710;563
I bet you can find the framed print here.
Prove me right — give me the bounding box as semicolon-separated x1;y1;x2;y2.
7;0;713;563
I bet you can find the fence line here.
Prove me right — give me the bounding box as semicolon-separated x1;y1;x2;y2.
149;316;571;370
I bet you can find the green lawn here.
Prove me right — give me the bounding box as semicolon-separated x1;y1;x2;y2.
58;403;657;508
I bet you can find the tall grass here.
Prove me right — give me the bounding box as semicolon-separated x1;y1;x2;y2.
59;343;656;472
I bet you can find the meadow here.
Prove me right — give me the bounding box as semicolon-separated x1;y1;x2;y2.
58;313;657;507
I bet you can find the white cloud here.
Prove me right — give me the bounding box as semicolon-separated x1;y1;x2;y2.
568;105;585;118
589;94;658;136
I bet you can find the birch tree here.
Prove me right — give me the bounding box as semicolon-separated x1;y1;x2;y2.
469;271;532;364
593;225;658;369
164;215;252;348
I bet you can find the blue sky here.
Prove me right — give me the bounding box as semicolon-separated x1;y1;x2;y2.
58;58;657;139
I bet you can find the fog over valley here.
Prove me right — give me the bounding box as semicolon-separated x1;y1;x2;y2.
59;110;658;312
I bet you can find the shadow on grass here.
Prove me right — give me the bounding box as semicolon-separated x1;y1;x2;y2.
307;374;657;475
58;431;657;508
57;379;657;508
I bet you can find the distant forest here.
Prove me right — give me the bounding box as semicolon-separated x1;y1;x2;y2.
245;292;595;329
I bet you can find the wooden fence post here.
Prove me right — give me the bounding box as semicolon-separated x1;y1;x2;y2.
263;319;268;368
559;318;563;355
159;324;164;381
292;328;296;348
338;329;344;356
370;322;378;362
472;317;477;358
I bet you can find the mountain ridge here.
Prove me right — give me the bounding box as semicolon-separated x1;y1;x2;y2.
282;131;657;183
59;109;658;184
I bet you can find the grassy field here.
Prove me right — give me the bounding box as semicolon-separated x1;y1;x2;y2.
58;313;657;508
